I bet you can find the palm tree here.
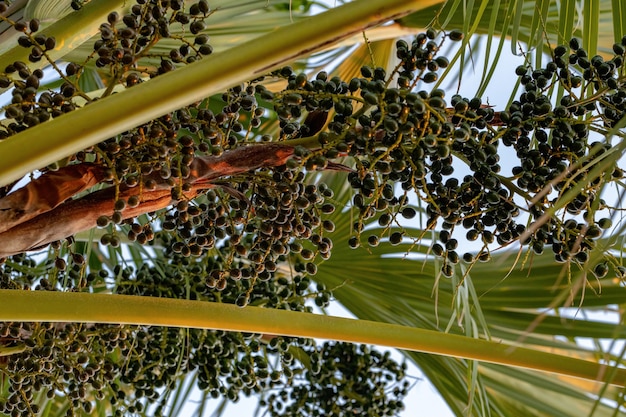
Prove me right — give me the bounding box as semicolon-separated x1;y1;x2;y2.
0;0;625;416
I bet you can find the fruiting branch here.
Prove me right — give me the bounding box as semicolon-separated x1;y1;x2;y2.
0;143;349;258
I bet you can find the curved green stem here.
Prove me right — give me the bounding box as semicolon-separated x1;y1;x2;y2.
0;289;624;387
0;343;26;357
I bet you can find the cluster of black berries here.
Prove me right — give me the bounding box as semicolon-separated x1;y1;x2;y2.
0;0;215;140
92;110;204;239
0;318;137;417
262;343;409;417
0;58;78;137
14;18;57;63
394;28;458;85
90;77;342;293
0;10;81;138
6;2;349;305
112;245;330;312
0;253;407;417
93;0;212;76
263;30;626;280
495;37;626;277
0;0;343;294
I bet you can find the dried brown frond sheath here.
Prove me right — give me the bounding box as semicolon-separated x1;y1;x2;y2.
0;163;106;234
0;143;350;257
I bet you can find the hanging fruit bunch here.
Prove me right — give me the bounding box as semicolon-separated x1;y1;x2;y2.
0;0;624;415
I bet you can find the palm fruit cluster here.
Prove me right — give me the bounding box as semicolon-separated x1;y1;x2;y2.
0;0;625;414
0;4;409;416
0;251;407;417
268;31;626;280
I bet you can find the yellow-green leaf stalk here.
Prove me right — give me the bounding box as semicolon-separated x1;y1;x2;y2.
0;290;624;388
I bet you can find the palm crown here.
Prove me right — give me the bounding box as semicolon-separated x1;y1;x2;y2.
0;1;625;416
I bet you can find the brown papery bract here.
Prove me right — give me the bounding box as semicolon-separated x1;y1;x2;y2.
0;143;348;257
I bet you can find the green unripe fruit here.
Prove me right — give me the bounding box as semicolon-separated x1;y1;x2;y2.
363;92;378;105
